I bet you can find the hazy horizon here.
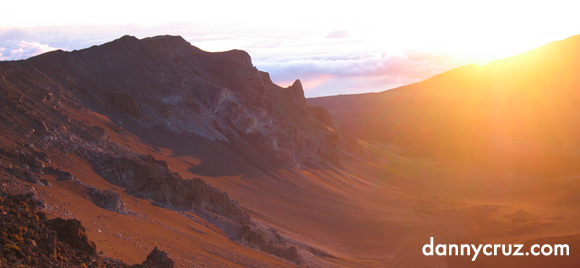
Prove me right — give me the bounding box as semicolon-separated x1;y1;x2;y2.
2;0;580;97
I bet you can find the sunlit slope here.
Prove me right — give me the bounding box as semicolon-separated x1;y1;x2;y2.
309;34;580;174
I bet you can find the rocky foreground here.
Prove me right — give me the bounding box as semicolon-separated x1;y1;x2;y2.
0;193;173;267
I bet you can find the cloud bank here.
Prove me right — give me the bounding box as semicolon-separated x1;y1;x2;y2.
250;39;465;97
0;41;60;60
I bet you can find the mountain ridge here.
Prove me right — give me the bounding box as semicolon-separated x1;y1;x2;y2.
0;34;350;266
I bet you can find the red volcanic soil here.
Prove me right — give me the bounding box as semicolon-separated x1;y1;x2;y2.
0;109;294;267
151;134;580;267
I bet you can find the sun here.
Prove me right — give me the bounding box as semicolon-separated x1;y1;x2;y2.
343;0;580;67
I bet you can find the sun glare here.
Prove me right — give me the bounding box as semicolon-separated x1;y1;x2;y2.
347;0;580;66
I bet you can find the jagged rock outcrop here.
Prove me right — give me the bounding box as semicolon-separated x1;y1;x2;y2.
89;152;250;225
286;79;307;109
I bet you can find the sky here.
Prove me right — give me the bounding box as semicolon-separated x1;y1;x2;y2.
1;1;580;97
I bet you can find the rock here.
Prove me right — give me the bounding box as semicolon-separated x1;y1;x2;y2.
6;167;40;185
33;151;51;163
287;79;307;109
240;225;303;264
46;218;97;255
43;167;78;182
39;179;51;186
132;247;174;268
87;187;130;215
17;151;44;173
281;246;300;262
89;153;250;224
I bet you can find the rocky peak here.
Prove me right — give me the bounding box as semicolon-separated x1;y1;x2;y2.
1;34;343;168
118;34;140;42
142;35;203;58
144;34;186;43
287;79;307;108
99;35;141;50
291;78;303;89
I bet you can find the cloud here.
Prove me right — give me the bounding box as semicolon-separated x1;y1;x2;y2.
326;30;350;39
0;41;60;60
254;48;465;97
0;28;28;42
0;23;210;60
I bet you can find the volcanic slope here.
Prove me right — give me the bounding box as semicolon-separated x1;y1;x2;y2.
3;35;580;268
307;34;580;267
0;35;342;267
